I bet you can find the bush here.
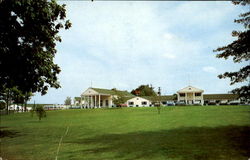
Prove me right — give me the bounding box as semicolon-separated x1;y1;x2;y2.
35;105;46;121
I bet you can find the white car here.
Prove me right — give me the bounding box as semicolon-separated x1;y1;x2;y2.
228;100;240;105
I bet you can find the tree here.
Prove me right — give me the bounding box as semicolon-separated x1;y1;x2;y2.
64;97;72;105
35;105;46;121
23;92;33;111
214;0;250;100
0;100;6;110
30;101;36;117
131;85;157;96
11;87;25;111
0;87;33;112
0;0;71;95
172;94;177;101
113;96;126;107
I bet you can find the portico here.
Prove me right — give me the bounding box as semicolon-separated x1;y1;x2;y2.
81;87;133;108
177;86;204;105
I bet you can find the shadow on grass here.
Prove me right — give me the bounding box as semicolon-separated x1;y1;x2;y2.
69;125;250;160
0;127;20;138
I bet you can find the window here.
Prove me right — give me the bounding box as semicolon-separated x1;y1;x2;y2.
180;93;185;97
162;101;167;105
128;102;134;105
195;93;201;96
137;98;139;100
141;101;147;105
105;100;109;106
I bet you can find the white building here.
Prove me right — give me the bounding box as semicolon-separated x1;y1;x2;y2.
81;87;133;108
9;104;32;111
126;96;151;107
78;86;240;108
177;86;204;105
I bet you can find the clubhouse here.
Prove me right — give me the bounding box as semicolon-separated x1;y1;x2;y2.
74;86;241;108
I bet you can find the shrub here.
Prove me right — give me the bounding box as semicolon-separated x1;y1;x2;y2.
35;105;46;121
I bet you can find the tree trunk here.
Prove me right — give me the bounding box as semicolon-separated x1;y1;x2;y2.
6;89;10;114
25;101;27;112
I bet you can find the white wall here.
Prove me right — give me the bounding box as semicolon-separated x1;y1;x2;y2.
126;97;151;107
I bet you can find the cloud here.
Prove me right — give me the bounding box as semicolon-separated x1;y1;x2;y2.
30;1;247;103
162;53;176;59
203;66;218;73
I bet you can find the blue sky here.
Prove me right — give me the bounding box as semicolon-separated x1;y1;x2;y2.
30;1;248;104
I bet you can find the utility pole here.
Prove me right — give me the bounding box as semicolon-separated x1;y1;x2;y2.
158;87;161;96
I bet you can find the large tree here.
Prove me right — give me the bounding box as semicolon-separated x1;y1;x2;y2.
0;0;71;95
131;85;157;96
214;0;250;100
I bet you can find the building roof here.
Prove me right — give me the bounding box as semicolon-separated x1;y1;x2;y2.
203;94;239;100
91;88;133;97
142;95;176;101
177;85;204;93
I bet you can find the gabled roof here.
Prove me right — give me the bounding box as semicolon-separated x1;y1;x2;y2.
177;86;204;93
91;88;133;97
203;94;239;100
123;96;136;101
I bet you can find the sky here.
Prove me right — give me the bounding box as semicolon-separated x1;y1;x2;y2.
30;1;248;104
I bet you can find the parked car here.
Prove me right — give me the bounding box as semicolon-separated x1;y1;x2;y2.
166;101;175;106
219;100;228;105
193;101;202;105
70;106;81;109
208;100;216;105
117;104;127;107
175;101;186;106
228;100;240;105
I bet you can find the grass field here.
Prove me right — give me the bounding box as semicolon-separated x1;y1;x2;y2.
1;105;250;160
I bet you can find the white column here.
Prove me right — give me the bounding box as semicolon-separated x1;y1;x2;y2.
89;96;91;108
99;94;101;108
91;95;93;108
110;98;113;107
185;93;187;104
80;96;82;108
201;93;204;106
84;96;88;108
193;92;195;104
83;96;85;108
88;96;90;108
95;95;97;108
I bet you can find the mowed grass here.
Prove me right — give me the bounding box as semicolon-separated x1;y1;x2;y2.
1;106;250;160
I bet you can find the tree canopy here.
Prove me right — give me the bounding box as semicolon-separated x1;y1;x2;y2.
113;96;127;107
131;85;157;96
64;97;71;105
0;0;71;95
214;0;250;100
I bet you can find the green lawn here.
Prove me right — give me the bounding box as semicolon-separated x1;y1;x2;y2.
1;106;250;160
